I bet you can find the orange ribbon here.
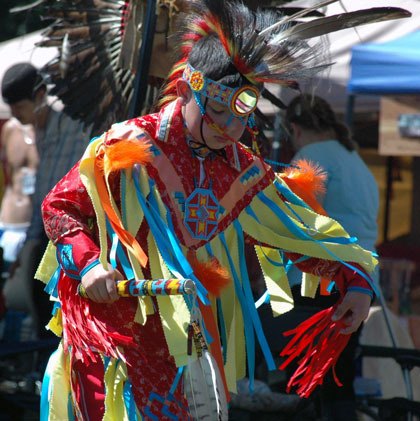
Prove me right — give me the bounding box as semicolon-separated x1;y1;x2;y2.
94;154;148;268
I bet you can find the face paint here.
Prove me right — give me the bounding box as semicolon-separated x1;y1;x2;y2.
193;92;246;145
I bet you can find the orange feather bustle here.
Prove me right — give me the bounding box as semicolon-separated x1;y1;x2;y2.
187;250;231;297
280;159;327;216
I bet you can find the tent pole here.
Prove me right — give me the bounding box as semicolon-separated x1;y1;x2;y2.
129;0;157;118
384;156;393;243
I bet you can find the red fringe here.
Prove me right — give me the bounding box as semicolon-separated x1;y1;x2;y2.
59;275;135;364
157;17;212;110
279;305;350;398
187;250;231;297
281;159;327;216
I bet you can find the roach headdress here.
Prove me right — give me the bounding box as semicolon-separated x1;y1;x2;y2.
158;0;410;110
16;0;410;131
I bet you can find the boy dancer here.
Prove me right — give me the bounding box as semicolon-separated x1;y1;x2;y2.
38;1;392;419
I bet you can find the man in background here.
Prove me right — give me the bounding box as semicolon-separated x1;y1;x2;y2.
1;62;91;339
0;117;37;274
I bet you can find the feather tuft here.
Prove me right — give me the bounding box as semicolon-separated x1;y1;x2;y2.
96;138;153;175
280;159;327;215
187;250;231;297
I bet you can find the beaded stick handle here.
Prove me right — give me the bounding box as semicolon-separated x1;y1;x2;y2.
77;278;196;298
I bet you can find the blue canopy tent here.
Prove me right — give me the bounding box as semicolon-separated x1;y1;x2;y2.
346;30;420;242
348;30;420;96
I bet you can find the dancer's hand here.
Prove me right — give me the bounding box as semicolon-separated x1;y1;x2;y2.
332;291;371;334
81;263;123;303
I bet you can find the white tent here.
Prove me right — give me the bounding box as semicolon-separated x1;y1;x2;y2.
2;2;420;119
265;0;420;115
0;30;57;119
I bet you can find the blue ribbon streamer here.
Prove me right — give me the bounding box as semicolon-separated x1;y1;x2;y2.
205;242;214;257
132;168;216;346
40;349;59;421
51;301;61;316
68;394;75;421
257;191;313;240
254;290;270;308
131;167;209;304
257;246;287;268
273;179;311;209
123;380;138;421
109;225;119;270
275;179;365;245
164;209;213;334
245;203;261;223
264;158;298;169
148;188;208;301
116;242;135;280
233;220;276;372
169;366;184;395
105;219;135;280
264;188;359;246
44;266;61;298
327;281;336;293
132;172;187;280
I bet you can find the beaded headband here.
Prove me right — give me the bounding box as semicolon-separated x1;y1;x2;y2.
183;63;259;117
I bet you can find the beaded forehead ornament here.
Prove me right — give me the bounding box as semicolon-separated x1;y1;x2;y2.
183;63;259;117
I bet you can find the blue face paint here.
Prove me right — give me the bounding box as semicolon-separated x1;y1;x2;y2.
225;114;234;127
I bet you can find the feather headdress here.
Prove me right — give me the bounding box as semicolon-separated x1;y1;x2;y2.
15;0;410;128
158;0;410;109
157;0;323;108
11;0;141;135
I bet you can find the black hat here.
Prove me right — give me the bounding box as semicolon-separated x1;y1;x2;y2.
1;62;41;105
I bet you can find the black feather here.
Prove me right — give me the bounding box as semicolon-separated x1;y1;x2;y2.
271;7;412;42
261;88;287;110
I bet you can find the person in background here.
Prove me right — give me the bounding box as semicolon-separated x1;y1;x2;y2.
1;62;90;339
0;118;37;274
0;118;37;338
284;93;380;421
286;94;379;257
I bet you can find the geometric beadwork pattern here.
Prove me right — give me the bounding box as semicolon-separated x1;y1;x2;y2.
184;188;220;240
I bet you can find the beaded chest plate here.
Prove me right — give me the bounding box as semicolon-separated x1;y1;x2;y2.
184;188;220;241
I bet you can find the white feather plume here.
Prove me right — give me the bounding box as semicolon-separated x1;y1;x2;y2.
184;350;228;420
